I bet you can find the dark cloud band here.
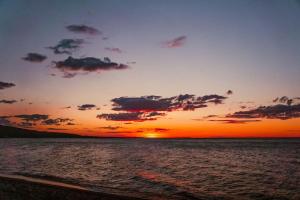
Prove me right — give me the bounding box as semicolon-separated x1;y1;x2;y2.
98;94;227;122
53;56;129;78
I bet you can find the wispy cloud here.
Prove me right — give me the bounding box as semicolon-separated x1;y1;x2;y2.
105;47;123;53
163;36;187;48
208;119;261;124
0;116;11;126
99;126;122;130
97;112;159;122
47;39;84;55
14;114;49;121
227;97;300;120
66;24;101;35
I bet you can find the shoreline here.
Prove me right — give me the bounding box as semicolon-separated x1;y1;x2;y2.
0;174;146;200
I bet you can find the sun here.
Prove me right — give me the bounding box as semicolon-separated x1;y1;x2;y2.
144;132;159;138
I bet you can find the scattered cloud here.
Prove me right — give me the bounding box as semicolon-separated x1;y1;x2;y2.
77;104;97;111
203;115;218;119
0;114;74;127
66;24;101;35
163;36;187;48
99;126;122;130
0;99;17;104
208;119;261;124
153;128;170;132
0;116;11;126
22;53;47;62
99;94;227;122
48;39;84;55
226;90;233;95
42;118;73;125
0;81;15;90
227;104;300;120
18;121;36;128
2;114;75;128
53;56;129;78
105;47;123;53
62;106;71;109
14;114;49;121
97;112;158;122
273;96;300;106
111;94;226;112
48;128;68;131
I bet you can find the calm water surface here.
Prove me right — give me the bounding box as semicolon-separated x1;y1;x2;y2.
0;138;299;200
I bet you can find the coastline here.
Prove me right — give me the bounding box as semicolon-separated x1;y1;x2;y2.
0;174;145;200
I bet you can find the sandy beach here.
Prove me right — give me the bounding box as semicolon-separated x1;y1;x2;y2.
0;174;145;200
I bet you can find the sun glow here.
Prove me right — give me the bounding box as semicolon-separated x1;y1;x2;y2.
144;132;160;138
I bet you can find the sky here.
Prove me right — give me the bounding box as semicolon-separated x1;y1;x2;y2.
0;0;300;138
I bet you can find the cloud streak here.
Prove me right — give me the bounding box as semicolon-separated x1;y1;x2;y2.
208;119;261;124
14;114;49;121
0;99;17;104
163;36;187;48
66;24;101;35
22;53;47;62
0;81;15;90
97;112;158;122
77;104;97;111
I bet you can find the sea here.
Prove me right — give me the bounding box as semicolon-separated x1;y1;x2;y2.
0;138;299;200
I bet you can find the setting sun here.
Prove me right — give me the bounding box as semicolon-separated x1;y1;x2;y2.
144;132;160;138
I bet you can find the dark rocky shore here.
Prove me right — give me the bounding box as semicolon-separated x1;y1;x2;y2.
0;174;145;200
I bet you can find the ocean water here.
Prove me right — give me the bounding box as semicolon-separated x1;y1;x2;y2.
0;138;299;200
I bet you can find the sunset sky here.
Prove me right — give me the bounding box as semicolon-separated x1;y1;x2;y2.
1;0;300;138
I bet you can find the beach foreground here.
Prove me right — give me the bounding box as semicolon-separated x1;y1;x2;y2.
0;174;145;200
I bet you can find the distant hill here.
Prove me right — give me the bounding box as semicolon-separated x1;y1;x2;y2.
0;125;84;138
